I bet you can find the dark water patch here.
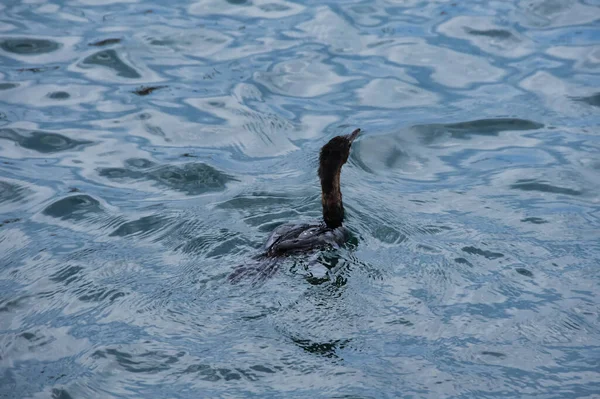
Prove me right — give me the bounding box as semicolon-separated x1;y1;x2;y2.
228;257;281;285
51;388;74;399
50;265;84;285
144;123;167;139
207;101;226;108
521;217;548;224
178;235;217;255
175;224;253;256
561;317;581;331
291;337;348;358
125;158;156;169
98;167;145;180
217;193;295;211
419;224;453;235
77;286;125;303
372;225;404;244
182;364;269;382
89;38;121;47
20;332;37;341
383;146;408;169
418;118;543;143
572;93;600;107
515;267;533;278
260;3;291;11
20;132;89;153
0;128;92;153
0;83;18;90
385;317;414;326
219;370;241;381
47;91;70;100
445;118;543;137
183;365;232;381
149;38;175;46
226;0;248;4
443;119;528;134
99;162;234;194
481;351;507;358
243;210;297;227
0;38;61;55
149;163;235;195
42;195;103;220
454;257;473;267
206;236;253;258
17;66;59;73
465;28;514;39
0;296;30;313
462;246;504;260
109;215;172;237
0;181;28;204
92;348;184;373
12;330;53;350
250;365;275;373
82;50;141;79
132;85;167;96
331;396;378;399
417;244;440;254
304;270;335;286
0;218;21;227
510;179;582;196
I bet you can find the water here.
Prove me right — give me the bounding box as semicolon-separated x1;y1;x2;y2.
1;0;599;397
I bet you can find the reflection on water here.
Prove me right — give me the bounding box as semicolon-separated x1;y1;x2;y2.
0;181;29;205
575;93;600;107
98;161;236;195
88;38;122;47
82;49;141;79
0;128;93;153
0;38;61;55
42;195;108;224
0;0;599;398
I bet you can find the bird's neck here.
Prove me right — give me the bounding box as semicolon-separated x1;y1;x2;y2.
319;167;344;229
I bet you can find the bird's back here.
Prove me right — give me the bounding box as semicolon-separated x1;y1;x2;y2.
228;222;348;284
264;222;348;256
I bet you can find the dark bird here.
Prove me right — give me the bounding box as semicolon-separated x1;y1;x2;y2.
229;128;360;282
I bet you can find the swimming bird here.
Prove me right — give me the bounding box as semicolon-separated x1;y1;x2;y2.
263;128;360;256
228;128;360;282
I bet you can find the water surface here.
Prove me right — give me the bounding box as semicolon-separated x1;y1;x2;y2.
0;0;599;398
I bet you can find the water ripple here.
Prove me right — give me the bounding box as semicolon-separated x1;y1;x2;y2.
0;0;599;398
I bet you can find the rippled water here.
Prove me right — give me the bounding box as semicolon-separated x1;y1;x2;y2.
1;0;599;397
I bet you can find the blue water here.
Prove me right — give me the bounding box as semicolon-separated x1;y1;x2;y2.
1;0;599;397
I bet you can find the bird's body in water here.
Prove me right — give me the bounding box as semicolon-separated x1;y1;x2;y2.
263;222;348;257
229;128;360;282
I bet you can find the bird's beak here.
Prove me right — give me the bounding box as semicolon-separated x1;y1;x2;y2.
348;128;361;143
